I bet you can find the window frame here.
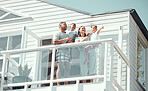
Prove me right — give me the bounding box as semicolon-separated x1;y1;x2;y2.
0;33;22;73
137;28;148;89
38;35;54;81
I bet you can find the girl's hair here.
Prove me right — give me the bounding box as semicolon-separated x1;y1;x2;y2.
91;25;97;28
78;26;86;37
71;23;76;26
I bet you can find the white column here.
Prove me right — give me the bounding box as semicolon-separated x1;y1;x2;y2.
34;39;40;81
109;43;114;91
127;12;130;91
20;26;27;66
0;54;8;91
117;26;123;85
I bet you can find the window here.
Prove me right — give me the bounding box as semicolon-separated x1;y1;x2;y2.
0;59;3;72
0;35;21;52
0;35;22;72
137;39;146;88
40;38;54;80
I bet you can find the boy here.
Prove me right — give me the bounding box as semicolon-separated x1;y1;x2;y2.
54;22;71;85
67;23;77;43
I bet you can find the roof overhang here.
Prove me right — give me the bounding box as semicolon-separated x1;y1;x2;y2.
0;6;33;24
130;9;148;41
91;9;148;41
39;1;148;41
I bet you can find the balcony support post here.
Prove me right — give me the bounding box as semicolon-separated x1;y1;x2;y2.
0;54;8;91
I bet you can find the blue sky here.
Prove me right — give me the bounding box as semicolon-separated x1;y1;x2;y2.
46;0;148;29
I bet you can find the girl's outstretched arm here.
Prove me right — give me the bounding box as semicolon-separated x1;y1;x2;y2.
97;26;104;34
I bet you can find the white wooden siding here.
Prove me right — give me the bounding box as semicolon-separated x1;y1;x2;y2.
0;0;129;88
129;14;143;91
91;12;129;90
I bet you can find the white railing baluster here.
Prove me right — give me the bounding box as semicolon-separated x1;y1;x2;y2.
109;44;114;91
24;84;28;91
50;48;56;91
104;42;108;90
0;39;130;91
76;79;79;91
127;66;130;91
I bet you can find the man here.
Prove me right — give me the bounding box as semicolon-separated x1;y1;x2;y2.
53;22;71;85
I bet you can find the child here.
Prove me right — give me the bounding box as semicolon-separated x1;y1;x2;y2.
67;23;77;43
84;25;104;64
54;22;71;85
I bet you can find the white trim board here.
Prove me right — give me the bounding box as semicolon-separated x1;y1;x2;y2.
0;6;32;24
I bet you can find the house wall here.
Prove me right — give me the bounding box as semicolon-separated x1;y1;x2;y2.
91;12;129;90
0;0;91;82
146;48;148;91
0;0;144;91
129;14;144;91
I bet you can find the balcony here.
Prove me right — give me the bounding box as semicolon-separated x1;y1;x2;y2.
0;39;130;91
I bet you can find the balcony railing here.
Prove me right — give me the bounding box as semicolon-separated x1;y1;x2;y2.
0;39;130;91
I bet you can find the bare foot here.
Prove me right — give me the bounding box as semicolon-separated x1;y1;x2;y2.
90;79;93;83
57;82;60;85
82;80;86;83
64;81;68;85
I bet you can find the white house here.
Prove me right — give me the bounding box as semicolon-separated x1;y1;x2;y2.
0;0;148;91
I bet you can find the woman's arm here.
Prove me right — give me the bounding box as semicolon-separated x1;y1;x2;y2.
81;36;89;42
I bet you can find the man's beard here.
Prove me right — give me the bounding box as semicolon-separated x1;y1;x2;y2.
62;27;67;30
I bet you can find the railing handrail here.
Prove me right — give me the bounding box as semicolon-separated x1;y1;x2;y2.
1;38;112;54
0;38;130;67
3;75;104;88
111;40;130;67
1;38;130;91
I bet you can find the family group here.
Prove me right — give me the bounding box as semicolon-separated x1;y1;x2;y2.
53;22;104;85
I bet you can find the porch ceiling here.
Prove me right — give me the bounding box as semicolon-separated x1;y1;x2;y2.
0;6;32;24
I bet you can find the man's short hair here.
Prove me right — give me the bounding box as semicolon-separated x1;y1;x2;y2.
59;22;66;26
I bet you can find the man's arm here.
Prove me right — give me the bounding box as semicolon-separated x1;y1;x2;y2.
71;34;77;40
54;37;70;45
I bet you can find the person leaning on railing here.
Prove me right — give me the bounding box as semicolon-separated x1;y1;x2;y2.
53;22;72;85
75;26;91;83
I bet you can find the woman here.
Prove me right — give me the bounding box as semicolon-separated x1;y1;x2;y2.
75;26;96;83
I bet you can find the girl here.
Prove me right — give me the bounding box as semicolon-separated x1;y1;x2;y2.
84;26;104;64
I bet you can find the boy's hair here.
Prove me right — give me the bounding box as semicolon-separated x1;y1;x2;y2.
78;26;86;37
59;22;66;26
91;25;97;28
